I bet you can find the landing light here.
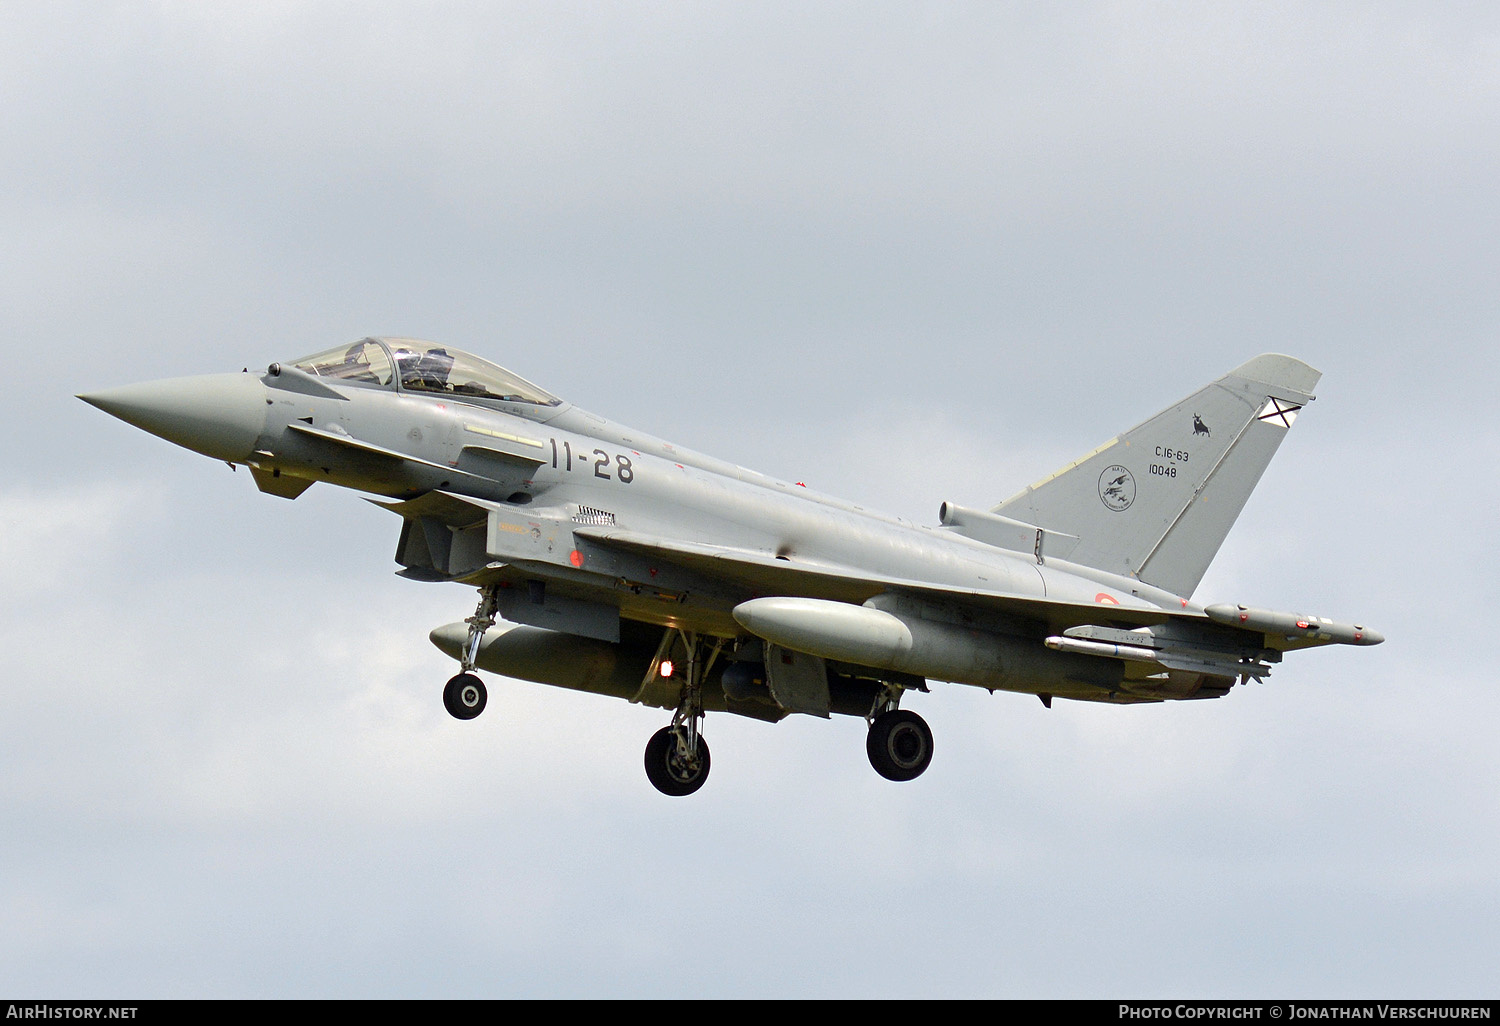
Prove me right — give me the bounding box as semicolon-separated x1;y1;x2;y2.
659;659;674;678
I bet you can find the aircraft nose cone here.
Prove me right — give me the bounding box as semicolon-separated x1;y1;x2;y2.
79;372;267;462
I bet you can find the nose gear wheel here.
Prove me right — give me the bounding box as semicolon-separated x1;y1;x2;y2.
444;672;487;720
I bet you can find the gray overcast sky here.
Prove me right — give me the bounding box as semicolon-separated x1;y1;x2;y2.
2;1;1497;998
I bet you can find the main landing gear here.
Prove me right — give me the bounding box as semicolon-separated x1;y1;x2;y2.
436;592;936;790
443;585;498;721
642;629;723;797
865;688;934;782
644;725;711;797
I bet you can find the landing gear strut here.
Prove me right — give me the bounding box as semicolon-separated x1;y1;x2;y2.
444;585;498;721
865;689;933;782
643;630;723;796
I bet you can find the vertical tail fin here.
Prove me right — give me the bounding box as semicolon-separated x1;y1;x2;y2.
992;354;1321;598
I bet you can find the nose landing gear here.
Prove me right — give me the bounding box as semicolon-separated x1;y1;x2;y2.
444;585;498;721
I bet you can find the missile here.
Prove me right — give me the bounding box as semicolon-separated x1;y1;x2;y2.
1203;604;1384;646
1044;635;1160;664
1042;634;1266;679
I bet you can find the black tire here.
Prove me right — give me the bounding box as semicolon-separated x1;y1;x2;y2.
443;672;487;720
866;709;933;781
644;726;711;797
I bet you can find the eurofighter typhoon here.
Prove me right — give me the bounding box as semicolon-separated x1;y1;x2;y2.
80;339;1382;795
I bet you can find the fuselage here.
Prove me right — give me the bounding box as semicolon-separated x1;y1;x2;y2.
247;362;1194;622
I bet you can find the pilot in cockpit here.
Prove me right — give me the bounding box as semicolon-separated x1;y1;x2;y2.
393;346;454;393
391;347;422;389
417;347;454;389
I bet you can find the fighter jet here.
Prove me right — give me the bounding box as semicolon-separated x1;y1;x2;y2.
79;338;1383;796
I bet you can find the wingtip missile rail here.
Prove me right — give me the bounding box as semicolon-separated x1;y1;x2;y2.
1203;604;1384;646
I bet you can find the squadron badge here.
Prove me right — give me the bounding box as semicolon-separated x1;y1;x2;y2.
1099;465;1135;511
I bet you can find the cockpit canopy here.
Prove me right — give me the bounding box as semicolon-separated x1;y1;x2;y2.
291;337;561;406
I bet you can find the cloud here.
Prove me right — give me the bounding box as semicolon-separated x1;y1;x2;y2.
0;481;160;595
